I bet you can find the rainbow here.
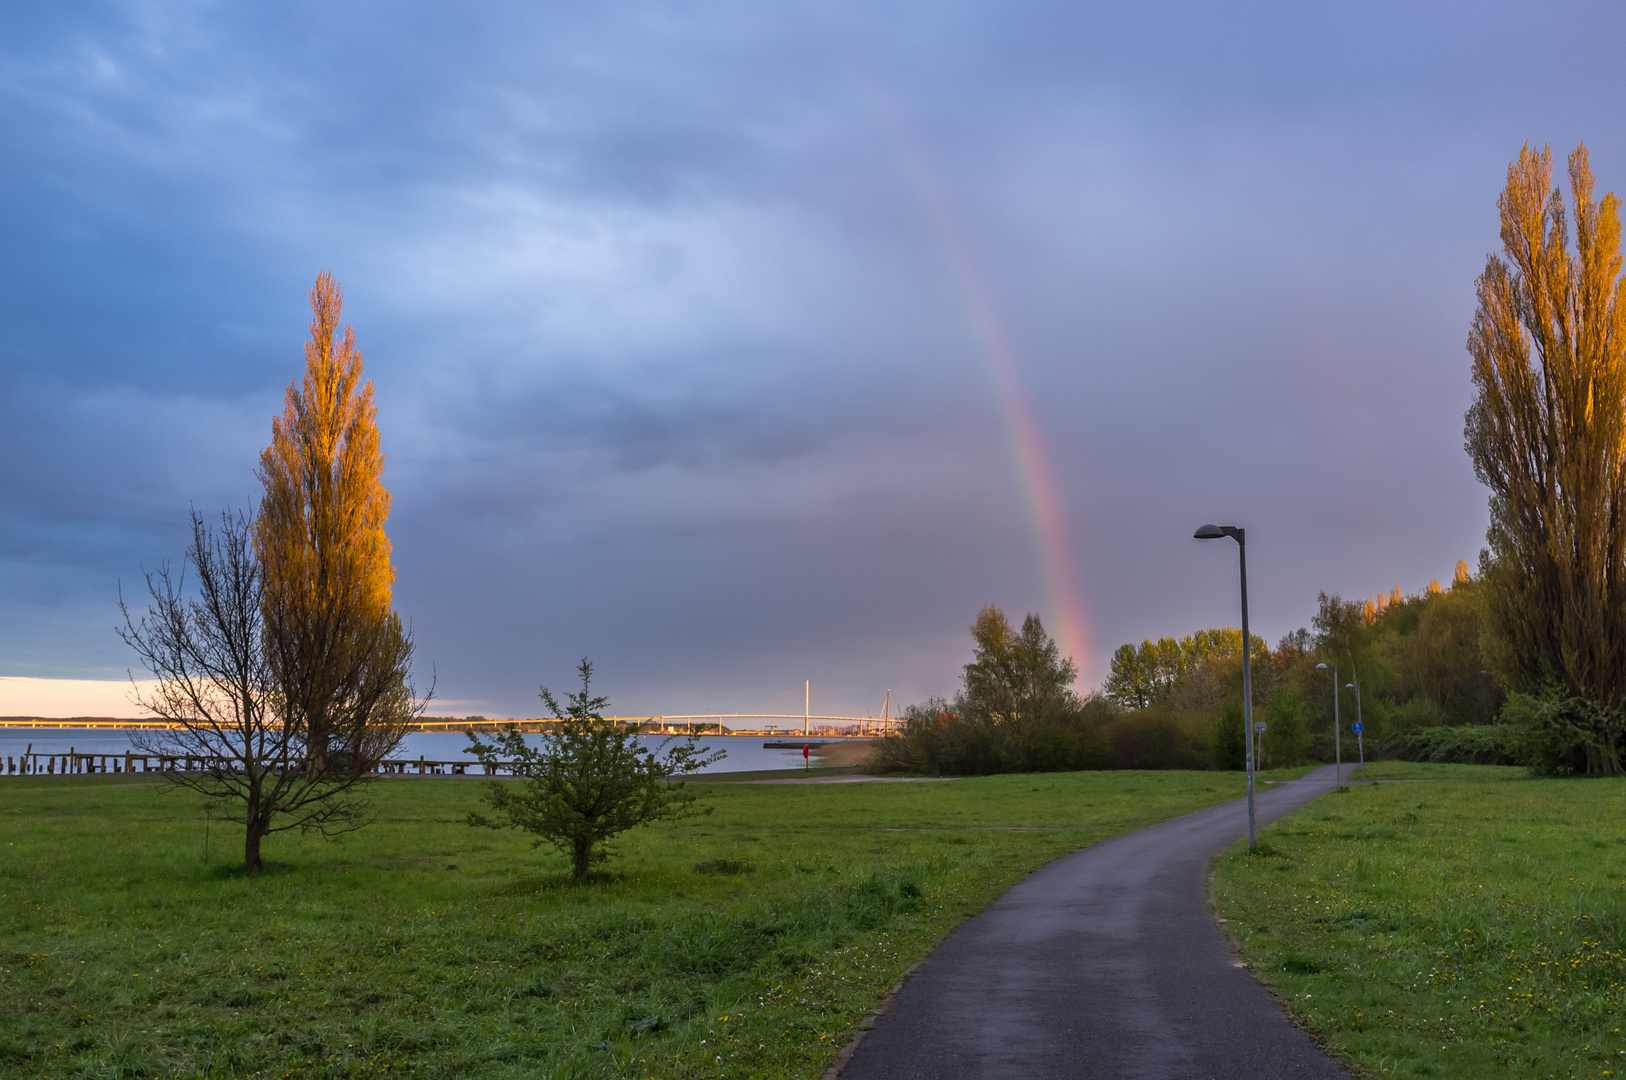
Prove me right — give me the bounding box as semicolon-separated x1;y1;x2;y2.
856;79;1091;680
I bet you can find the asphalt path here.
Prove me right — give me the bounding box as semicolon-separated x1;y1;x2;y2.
838;765;1354;1079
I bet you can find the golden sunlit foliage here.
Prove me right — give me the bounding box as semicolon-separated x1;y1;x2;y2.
257;271;393;623
255;272;417;777
1465;144;1626;773
1315;572;1501;736
1103;627;1268;711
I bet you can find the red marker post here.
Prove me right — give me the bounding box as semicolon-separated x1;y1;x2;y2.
802;743;809;769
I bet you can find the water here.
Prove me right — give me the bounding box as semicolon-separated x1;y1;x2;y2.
0;728;814;774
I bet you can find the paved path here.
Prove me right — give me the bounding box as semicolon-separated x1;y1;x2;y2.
839;765;1353;1079
741;775;959;785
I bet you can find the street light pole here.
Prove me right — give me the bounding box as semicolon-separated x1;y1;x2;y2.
1316;662;1341;791
1194;524;1255;852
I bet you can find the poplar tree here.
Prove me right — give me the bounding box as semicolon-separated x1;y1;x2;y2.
1465;144;1626;773
256;273;418;777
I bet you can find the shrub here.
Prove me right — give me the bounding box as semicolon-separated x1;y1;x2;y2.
1261;688;1315;767
1106;708;1211;770
869;699;1221;774
466;660;723;877
1381;724;1516;765
1212;700;1245;771
1500;690;1602;776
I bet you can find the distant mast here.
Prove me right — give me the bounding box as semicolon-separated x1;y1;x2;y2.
804;681;810;737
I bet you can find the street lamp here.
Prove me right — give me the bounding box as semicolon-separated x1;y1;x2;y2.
1315;662;1342;791
1194;523;1256;851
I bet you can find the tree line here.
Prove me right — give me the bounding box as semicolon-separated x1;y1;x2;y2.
878;142;1626;780
870;565;1510;776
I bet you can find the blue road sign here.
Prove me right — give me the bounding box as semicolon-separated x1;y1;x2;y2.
1351;721;1364;734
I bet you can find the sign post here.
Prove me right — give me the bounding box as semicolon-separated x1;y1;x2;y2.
1351;720;1365;777
1315;662;1341;790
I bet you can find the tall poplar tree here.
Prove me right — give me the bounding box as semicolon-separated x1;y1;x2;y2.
1465;144;1626;773
256;272;417;776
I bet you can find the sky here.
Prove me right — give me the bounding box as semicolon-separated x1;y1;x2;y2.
3;1;1624;719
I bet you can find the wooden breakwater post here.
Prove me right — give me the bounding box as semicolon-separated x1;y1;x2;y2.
3;752;501;777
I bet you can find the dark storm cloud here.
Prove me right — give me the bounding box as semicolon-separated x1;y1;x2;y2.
5;1;1626;712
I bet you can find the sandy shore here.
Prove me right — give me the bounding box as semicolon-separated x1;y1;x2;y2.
811;740;881;768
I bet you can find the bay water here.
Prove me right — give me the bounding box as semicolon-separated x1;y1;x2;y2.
0;727;818;774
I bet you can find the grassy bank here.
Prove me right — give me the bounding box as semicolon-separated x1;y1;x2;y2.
1214;765;1626;1079
5;769;1252;1079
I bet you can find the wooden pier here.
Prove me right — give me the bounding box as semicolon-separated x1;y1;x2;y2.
6;750;531;778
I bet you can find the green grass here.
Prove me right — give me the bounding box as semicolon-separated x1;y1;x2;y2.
1344;761;1527;783
1214;765;1626;1079
2;769;1253;1079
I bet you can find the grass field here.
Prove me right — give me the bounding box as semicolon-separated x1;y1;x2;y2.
1215;765;1626;1080
3;768;1265;1079
1333;761;1528;783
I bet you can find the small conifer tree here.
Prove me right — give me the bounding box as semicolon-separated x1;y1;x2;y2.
466;661;723;878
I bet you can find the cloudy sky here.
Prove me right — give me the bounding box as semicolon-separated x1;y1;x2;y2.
3;1;1622;719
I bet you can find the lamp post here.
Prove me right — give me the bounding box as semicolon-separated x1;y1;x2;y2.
1316;662;1341;791
1194;524;1255;851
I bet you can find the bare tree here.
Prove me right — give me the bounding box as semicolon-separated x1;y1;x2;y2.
119;511;407;871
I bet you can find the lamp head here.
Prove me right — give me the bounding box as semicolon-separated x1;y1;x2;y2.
1346;683;1355;689
1315;662;1331;671
1194;523;1243;541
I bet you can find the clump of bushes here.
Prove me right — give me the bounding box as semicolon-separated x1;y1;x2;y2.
868;697;1271;775
869;695;1211;774
1381;724;1517;765
865;607;1092;775
867;606;1093;775
867;607;1231;775
1499;688;1622;776
1378;690;1623;774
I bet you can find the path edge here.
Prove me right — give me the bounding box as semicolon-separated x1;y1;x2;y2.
821;779;1327;1080
819;830;1104;1078
818;952;933;1080
1206;859;1371;1080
